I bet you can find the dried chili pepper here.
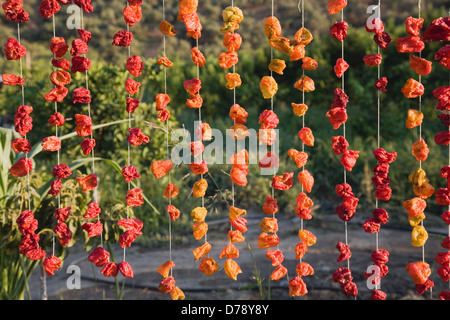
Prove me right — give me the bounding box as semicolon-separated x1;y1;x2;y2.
405;261;431;284
260;76;278;99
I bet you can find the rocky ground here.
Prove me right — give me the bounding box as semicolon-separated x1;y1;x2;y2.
27;209;449;301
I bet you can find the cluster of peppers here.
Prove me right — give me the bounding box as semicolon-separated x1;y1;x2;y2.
260;6;318;295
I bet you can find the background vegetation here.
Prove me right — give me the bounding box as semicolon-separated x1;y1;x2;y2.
0;0;450;299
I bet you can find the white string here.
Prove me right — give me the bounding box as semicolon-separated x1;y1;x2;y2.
51;14;61;256
123;0;132;263
374;0;382;290
231;0;236;232
339;7;350;273
161;0;174;276
268;0;279;255
16;23;31;215
79;10;102;249
16;24;30;212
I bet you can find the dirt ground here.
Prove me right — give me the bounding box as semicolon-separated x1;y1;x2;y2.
27;209;449;301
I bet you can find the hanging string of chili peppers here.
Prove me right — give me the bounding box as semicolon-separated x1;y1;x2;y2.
103;0;147;280
38;0;74;277
288;0;317;298
78;0;112;277
219;2;246;282
175;0;214;277
423;13;450;300
4;1;44;262
259;0;285;286
398;1;435;298
69;0;114;279
327;0;359;299
154;0;186;301
362;1;396;300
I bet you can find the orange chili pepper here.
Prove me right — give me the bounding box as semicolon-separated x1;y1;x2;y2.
229;124;250;140
218;51;238;69
405;109;423;129
294;75;315;92
169;286;185;300
405;261;431;284
260;76;278;99
225;73;242;89
223;32;242;52
151;160;173;179
230;217;248;233
403;197;427;217
223;258;242;280
298;127;315;147
295;242;308;260
270;265;288;281
258;232;280;249
265;249;284;266
290;44;306;61
199;257;219;276
411;225;428;247
229;104;248;124
76;174;97;193
297;192;314;209
193;179;208;198
191;46;206;67
191;207;207;223
157;260;175;278
219;243;240;259
163;183;179;198
289;276;307;297
50;70;71;87
227;230;245;243
264;16;282;39
296;262;314;277
297;170;314;193
192;242;211;261
295;27;313;45
258;217;278;233
292;103;308;117
263;195;278;215
269;59;286;75
412;138;429;162
302;57;318;70
288;149;308;168
160;20;176;36
298;229;317;246
229;206;246;220
167;205;181;221
401;78;425;98
258;128;277;145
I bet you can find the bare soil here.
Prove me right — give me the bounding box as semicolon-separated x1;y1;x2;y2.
27;209;449;301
